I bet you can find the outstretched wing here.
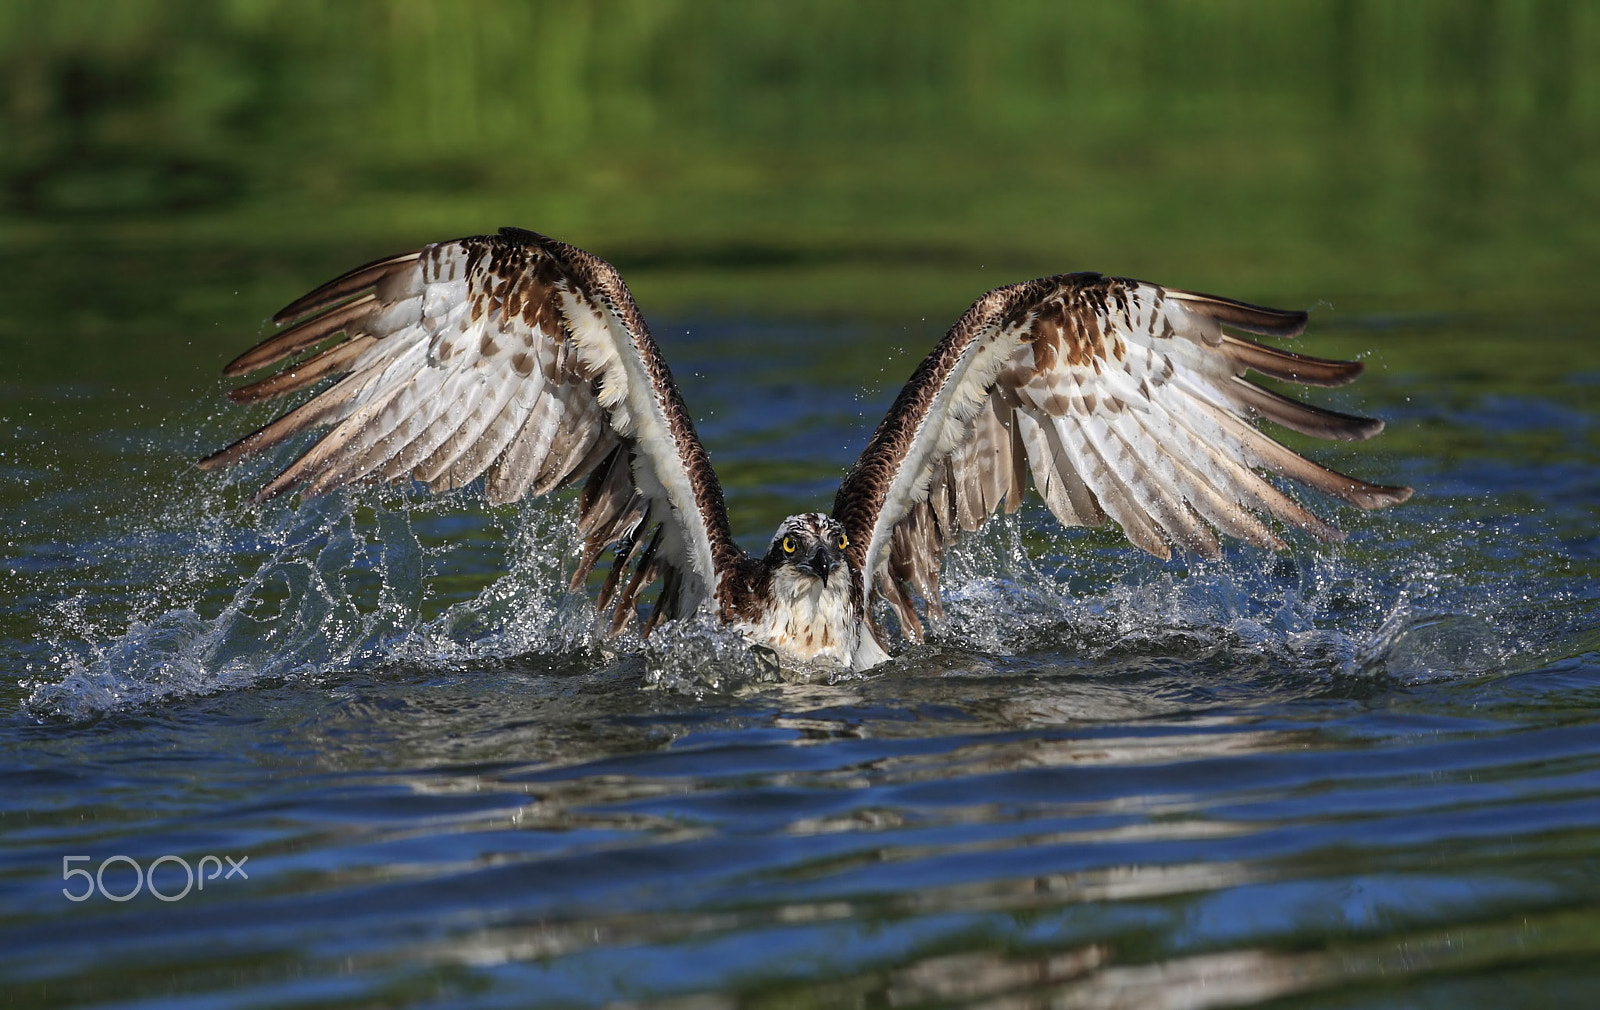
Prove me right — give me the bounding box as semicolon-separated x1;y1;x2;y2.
833;273;1413;641
200;227;742;634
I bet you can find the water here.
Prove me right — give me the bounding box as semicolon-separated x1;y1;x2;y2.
3;297;1597;1006
4;4;1600;1005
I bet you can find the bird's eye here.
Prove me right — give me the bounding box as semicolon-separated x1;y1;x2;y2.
837;533;849;549
781;537;795;554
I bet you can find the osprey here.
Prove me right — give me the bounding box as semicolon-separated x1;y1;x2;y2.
201;227;1411;671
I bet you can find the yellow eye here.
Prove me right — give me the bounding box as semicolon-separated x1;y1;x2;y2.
781;537;795;554
837;533;849;549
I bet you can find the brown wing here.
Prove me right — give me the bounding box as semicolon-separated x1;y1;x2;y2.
834;273;1412;642
200;227;743;635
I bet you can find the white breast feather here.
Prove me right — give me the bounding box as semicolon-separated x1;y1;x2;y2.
739;567;858;667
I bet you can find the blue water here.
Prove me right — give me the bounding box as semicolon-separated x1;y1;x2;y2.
2;311;1598;1008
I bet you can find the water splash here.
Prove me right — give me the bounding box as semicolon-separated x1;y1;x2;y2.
23;452;1584;719
1349;597;1505;682
642;612;781;695
396;496;599;665
917;503;1557;687
23;471;600;721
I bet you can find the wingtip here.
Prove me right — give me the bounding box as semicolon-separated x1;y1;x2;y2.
270;252;417;324
193;451;293;504
1369;484;1413;508
248;471;303;506
1270;308;1311;340
1168;290;1310;338
1291;520;1347;545
221;350;261;378
1222;335;1366;388
197;438;252;472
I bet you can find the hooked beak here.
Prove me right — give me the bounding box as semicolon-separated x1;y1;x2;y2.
804;545;840;586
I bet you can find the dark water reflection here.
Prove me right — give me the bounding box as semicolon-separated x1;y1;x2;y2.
5;652;1598;1006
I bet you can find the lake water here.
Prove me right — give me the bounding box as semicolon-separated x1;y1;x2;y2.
3;4;1600;1007
4;296;1597;1007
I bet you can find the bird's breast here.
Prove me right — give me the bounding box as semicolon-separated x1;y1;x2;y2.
732;566;859;667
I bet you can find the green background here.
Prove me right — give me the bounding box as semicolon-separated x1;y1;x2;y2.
2;0;1595;383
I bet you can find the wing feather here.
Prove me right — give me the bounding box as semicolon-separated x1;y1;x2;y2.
1220;334;1365;386
1016;410;1101;529
271;251;422;324
837;272;1411;640
418;368;525;489
528;388;607;497
483;385;561;505
223;294;378;376
228;335;377;403
1122;402;1285;551
201;228;741;634
1224;375;1385;440
1057;412;1171;559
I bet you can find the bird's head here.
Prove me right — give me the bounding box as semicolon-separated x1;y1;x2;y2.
765;513;850;587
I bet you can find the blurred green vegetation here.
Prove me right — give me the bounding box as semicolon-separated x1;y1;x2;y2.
0;0;1596;383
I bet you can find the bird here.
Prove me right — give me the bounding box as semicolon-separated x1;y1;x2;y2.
200;226;1412;671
